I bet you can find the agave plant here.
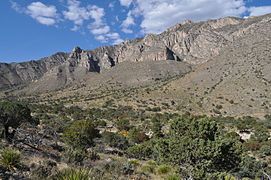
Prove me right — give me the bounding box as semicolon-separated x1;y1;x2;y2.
53;168;90;180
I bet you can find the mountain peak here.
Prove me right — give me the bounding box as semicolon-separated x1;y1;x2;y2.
70;46;83;59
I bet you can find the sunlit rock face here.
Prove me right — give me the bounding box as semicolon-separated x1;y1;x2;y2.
1;14;271;90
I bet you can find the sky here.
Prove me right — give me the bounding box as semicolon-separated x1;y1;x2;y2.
0;0;271;62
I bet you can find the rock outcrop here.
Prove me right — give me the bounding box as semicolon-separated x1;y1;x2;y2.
0;53;68;89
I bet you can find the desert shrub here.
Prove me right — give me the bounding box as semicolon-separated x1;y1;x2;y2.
126;140;154;160
122;161;135;175
251;126;270;142
146;107;162;112
151;118;163;138
102;132;129;150
63;120;100;148
205;172;239;180
116;119;130;131
0;148;21;170
31;159;57;179
259;145;271;157
244;139;262;152
227;175;237;180
153;116;243;179
128;128;149;144
128;159;140;167
236;156;267;179
156;164;172;175
140;161;157;174
63;148;87;164
64;147;100;165
94;120;107;127
65;106;85;120
166;174;181;180
52;168;90;180
236;116;257;132
88;150;100;161
0;101;34;140
103;159;124;176
216;105;223;110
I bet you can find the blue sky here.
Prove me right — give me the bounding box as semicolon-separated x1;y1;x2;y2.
0;0;271;62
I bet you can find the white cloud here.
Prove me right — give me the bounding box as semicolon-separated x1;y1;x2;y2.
94;32;123;44
107;33;124;45
26;2;59;26
64;1;108;36
132;0;246;34
63;0;92;30
106;32;120;39
11;1;59;26
62;0;118;43
10;0;122;44
119;0;133;7
35;16;56;25
248;6;271;16
91;25;110;35
121;11;135;33
113;38;124;45
95;35;107;43
63;0;107;32
89;5;105;27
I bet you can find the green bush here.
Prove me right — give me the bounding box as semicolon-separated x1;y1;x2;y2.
151;118;163;138
251;126;270;142
0;101;34;140
156;164;172;175
166;174;181;180
236;156;267;179
63;148;87;164
94;120;107;127
259;145;271;157
0;148;21;170
236;116;257;132
63;120;100;148
53;168;90;180
128;128;149;144
116;119;130;131
126;140;154;160
30;159;57;179
140;161;157;174
153;116;243;179
102;132;129;150
122;161;135;175
128;159;140;167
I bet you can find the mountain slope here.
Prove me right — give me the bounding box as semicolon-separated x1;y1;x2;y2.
1;15;267;91
137;15;271;117
0;52;68;89
0;14;271;117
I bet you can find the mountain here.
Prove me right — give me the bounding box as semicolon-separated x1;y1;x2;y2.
0;14;271;116
0;52;68;89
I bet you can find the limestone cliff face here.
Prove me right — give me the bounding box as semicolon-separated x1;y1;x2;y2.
0;53;68;89
1;14;271;90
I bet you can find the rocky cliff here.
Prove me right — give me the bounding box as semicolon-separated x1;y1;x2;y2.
0;53;68;89
1;14;271;91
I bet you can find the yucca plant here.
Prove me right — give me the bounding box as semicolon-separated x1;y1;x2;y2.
53;168;90;180
0;148;21;170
